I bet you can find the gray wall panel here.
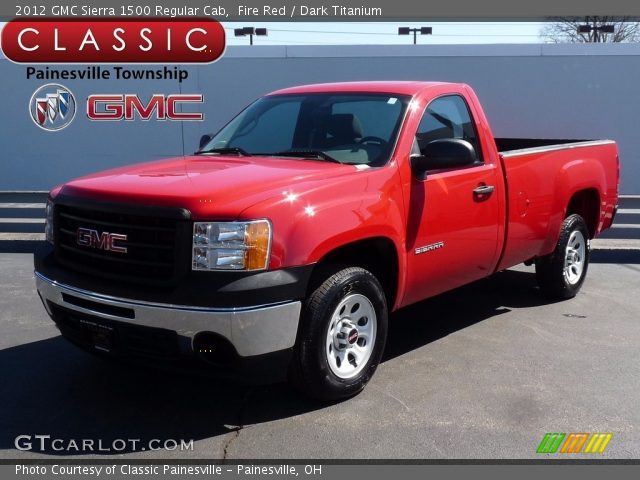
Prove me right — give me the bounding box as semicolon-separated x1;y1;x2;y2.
1;43;638;192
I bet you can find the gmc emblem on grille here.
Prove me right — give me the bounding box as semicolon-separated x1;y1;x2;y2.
76;227;128;254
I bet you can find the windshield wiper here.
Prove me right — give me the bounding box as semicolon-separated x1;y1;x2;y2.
195;147;251;156
269;150;342;164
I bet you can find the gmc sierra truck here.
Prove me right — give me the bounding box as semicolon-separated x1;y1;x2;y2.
35;82;619;400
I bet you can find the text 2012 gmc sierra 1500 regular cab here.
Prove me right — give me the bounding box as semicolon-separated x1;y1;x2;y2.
35;82;619;400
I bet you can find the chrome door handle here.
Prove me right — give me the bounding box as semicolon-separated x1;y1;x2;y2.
473;185;495;195
473;185;495;200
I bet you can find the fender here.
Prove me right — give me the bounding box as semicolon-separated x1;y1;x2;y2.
239;169;408;309
543;155;607;254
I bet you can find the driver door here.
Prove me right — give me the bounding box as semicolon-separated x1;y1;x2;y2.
403;94;501;305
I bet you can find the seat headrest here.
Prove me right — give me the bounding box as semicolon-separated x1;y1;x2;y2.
326;114;363;141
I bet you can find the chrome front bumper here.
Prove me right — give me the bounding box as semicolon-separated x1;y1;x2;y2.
35;271;302;357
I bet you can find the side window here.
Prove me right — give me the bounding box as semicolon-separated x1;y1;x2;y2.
416;95;482;164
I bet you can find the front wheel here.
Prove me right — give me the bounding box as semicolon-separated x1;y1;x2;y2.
535;214;590;300
289;267;388;401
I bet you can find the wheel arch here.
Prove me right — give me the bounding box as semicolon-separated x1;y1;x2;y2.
565;188;601;239
307;236;400;310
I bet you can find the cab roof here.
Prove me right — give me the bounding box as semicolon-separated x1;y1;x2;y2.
268;81;458;97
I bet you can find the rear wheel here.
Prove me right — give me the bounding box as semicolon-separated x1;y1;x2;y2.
289;267;388;401
535;214;590;300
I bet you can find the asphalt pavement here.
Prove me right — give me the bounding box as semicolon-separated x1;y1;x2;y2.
1;247;638;459
0;192;638;459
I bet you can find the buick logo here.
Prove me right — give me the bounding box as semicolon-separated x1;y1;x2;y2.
76;227;128;254
29;83;76;131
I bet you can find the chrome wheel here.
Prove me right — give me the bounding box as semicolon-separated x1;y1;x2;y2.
564;230;586;285
326;293;377;379
535;214;590;300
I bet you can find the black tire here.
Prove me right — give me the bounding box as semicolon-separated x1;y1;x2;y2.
535;214;590;300
289;267;388;401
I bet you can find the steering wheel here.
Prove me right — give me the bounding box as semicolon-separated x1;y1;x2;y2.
359;136;388;147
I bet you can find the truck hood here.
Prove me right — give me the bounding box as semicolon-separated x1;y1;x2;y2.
58;155;364;218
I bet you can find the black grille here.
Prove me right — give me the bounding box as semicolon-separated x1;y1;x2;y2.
54;200;190;284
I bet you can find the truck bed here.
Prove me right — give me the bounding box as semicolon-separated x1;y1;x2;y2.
495;137;591;154
495;138;618;272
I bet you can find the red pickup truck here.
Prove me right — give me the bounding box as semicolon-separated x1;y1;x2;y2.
35;81;619;400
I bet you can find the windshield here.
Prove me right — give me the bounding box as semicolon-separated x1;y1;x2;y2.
200;93;411;166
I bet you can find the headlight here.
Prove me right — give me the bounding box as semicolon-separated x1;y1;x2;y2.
192;220;271;271
45;199;55;245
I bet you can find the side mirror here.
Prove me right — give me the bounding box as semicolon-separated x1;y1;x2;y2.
199;134;212;150
411;138;477;178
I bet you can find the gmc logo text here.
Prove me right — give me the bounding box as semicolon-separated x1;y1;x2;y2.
87;94;204;121
76;228;128;253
